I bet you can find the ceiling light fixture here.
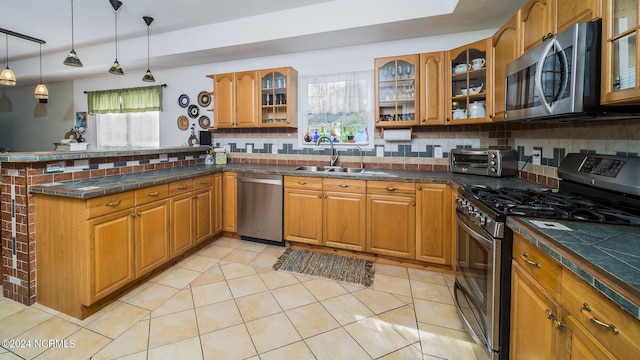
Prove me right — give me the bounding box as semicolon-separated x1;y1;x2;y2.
35;44;49;101
63;0;83;67
142;16;155;82
108;0;124;75
0;34;16;86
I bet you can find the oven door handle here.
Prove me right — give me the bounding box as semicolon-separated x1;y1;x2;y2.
454;281;490;350
456;210;494;250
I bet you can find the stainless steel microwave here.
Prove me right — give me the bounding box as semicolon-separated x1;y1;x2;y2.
505;21;602;121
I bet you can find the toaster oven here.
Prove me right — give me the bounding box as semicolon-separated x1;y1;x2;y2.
450;149;518;177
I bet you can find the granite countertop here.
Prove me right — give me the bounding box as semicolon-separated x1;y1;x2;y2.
508;217;640;320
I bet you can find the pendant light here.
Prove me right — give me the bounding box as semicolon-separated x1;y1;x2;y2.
63;0;83;67
142;16;155;82
108;0;124;75
0;34;16;86
34;44;49;101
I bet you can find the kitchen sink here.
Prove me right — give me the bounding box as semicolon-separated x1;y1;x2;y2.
294;166;329;172
327;167;364;173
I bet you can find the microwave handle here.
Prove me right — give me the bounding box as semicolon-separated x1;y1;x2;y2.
535;39;556;115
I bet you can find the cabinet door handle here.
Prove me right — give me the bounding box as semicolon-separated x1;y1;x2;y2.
546;309;556;320
417;186;422;190
339;184;349;188
178;185;187;190
520;252;541;268
386;187;398;191
411;202;416;206
148;191;160;197
297;181;307;185
200;180;208;184
580;302;619;335
137;211;141;216
130;213;135;217
318;195;323;199
105;200;122;207
553;319;565;330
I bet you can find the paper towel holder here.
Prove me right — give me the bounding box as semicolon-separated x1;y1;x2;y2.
382;127;413;141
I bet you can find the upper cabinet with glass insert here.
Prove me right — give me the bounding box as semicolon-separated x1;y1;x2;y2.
259;67;298;128
446;38;493;124
602;0;640;104
374;55;420;127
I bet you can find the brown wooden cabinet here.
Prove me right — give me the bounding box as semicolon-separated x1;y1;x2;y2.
134;199;170;278
323;178;367;252
415;183;452;267
366;181;416;259
601;0;640;104
235;71;260;127
170;191;194;258
375;55;420;127
418;52;446;125
193;174;221;244
223;172;237;233
492;12;521;121
284;176;324;245
446;38;493;124
212;73;235;128
258;67;298;128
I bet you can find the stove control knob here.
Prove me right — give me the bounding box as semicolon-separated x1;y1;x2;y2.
490;153;497;159
490;160;497;166
490;168;497;173
474;213;487;226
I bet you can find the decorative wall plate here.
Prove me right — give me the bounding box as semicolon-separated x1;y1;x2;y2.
64;130;77;139
177;115;189;130
188;134;199;146
198;91;211;107
178;94;190;108
188;104;200;118
198;115;211;128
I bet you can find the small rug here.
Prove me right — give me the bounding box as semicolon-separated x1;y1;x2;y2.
273;248;375;288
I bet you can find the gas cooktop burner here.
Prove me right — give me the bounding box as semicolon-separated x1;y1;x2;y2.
463;185;640;226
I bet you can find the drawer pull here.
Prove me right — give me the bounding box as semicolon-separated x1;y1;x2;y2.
386;187;398;191
417;186;422;190
339;184;349;188
148;191;160;197
200;180;208;184
520;252;540;268
580;302;619;335
178;185;187;190
105;200;122;207
553;319;566;330
297;181;307;185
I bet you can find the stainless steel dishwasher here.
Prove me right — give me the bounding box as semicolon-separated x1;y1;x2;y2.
237;173;284;245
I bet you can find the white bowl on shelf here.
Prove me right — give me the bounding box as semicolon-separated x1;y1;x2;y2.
459;83;483;95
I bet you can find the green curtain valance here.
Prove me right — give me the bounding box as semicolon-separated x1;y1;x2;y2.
87;85;163;114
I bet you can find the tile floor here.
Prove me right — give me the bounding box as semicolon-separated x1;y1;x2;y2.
0;237;483;359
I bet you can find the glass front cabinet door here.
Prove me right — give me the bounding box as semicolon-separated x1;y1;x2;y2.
374;55;420;127
258;67;298;128
602;0;640;104
446;38;493;124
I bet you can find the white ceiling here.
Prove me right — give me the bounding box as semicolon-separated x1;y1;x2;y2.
2;0;527;85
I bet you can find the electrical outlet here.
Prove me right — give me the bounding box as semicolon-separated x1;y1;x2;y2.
74;159;89;169
434;146;443;158
272;145;278;154
376;146;384;157
159;154;168;162
246;144;253;154
46;161;65;173
531;149;541;165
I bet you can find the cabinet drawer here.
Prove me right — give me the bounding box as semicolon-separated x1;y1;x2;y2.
285;176;323;190
135;184;169;206
512;234;561;296
86;191;134;219
561;270;640;359
323;178;366;193
193;174;214;190
170;179;193;196
367;180;415;195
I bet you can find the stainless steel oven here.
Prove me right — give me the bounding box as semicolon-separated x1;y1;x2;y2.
454;193;511;360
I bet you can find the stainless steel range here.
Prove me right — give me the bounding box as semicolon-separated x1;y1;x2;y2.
453;153;640;359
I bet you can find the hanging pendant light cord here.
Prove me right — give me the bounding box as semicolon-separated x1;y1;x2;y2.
70;0;75;48
114;10;118;60
4;34;8;68
147;26;150;69
39;44;43;83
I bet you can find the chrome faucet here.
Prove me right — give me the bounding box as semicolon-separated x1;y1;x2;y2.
315;136;338;167
354;146;364;169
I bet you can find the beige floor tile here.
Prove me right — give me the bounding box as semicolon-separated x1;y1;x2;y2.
414;299;464;331
258;341;315;360
259;270;299;290
321;293;374;325
195;299;243;334
411;281;454;304
305;327;372;360
197;244;234;259
227;274;268;298
191;281;233;308
151;288;194;318
235;291;282;322
341;283;367;292
418;322;482;360
260;245;287;257
35;328;111;360
220;262;257;280
9;316;81;359
0;351;22;359
118;282;152;302
123;283;179;311
148;336;203;360
352;289;405;314
270;283;317;311
378;344;423;360
177;254;218;272
213;237;244;248
190;265;225;287
31;303;59;316
345;316;412;358
92;319;150;360
408;268;447;285
84;302;149;339
375;263;409;279
224;248;259;264
245;312;301;354
444;273;457;287
377;305;420;343
0;307;53;339
302;279;348;300
0;299;28;321
56;300;122;328
238;241;268;253
148;309;198;349
373;273;412;297
200;323;256;360
248;253;280;270
286;303;340;339
152;266;201;289
116;351;148;360
394;294;414;305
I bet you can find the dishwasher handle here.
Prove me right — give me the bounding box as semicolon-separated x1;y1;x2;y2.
237;177;283;186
